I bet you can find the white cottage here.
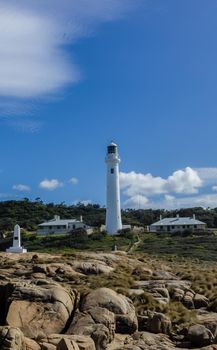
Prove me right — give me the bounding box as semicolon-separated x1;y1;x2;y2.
37;215;89;235
150;214;206;233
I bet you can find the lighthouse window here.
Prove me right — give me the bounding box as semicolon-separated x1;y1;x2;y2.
108;146;116;154
111;168;114;174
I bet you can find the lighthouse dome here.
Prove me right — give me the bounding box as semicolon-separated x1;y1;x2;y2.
107;142;118;154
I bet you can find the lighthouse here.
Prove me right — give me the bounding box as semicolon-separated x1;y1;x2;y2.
105;142;122;235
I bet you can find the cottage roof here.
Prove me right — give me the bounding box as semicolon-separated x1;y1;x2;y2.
151;217;206;227
38;218;81;227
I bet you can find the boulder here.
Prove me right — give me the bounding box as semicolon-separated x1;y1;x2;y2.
32;264;47;274
132;267;153;278
67;307;115;350
89;324;111;350
39;335;95;350
137;316;148;332
147;312;171;335
187;324;214;347
25;338;41;350
127;289;144;297
89;307;115;335
197;311;217;341
57;338;79;350
0;327;26;350
183;294;194;309
6;282;78;338
154;288;170;299
80;288;138;334
40;343;56;350
72;262;113;275
108;332;177;350
194;294;209;309
171;288;185;301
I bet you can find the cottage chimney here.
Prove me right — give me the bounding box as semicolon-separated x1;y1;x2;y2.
160;214;162;221
193;214;196;220
176;214;179;218
54;215;60;221
80;215;83;222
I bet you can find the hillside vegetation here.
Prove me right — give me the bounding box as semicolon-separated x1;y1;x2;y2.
0;199;217;232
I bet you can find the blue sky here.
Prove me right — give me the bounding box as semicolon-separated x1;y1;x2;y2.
1;0;217;209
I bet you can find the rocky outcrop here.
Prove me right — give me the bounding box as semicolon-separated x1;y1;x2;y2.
134;278;209;310
5;281;78;338
0;327;26;350
147;312;171;335
56;338;80;350
67;288;137;349
80;288;138;334
0;251;215;350
67;307;115;350
187;324;214;347
72;262;114;275
108;332;178;350
171;288;209;310
39;335;95;350
25;338;41;350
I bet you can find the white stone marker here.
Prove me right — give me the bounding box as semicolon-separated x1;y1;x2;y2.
6;224;27;253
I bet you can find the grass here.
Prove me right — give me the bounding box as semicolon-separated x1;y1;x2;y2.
19;232;134;253
8;231;217;263
138;233;217;261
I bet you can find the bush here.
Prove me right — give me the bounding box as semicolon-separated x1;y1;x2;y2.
182;229;193;237
90;231;107;241
118;230;135;240
70;228;88;244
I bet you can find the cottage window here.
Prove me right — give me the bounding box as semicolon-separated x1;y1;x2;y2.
111;168;114;174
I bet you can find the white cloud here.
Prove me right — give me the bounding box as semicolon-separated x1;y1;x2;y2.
120;171;167;196
0;0;138;104
195;168;217;184
0;5;77;99
73;199;92;206
120;167;209;209
123;192;217;210
13;184;30;192
81;200;92;206
156;194;217;210
212;186;217;192
167;167;202;194
69;177;79;185
120;167;202;198
39;179;63;191
164;194;175;202
124;194;149;208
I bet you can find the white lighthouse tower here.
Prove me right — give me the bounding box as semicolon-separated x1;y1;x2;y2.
105;142;122;235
